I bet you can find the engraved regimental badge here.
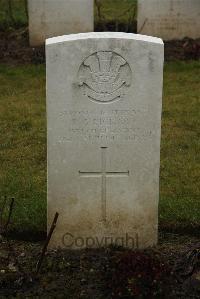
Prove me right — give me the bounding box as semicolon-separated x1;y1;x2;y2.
78;51;132;103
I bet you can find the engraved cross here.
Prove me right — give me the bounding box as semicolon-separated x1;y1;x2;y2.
79;147;129;222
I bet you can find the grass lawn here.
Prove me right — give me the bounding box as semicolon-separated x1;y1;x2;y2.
0;0;28;29
0;61;199;235
94;0;137;23
0;64;46;233
160;61;200;232
0;0;137;30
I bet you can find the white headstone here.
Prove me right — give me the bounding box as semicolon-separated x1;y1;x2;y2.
137;0;200;40
28;0;94;46
46;32;164;249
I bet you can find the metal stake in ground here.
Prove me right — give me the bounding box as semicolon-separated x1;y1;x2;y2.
36;212;59;274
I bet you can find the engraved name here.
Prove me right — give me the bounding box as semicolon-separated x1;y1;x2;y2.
58;109;153;143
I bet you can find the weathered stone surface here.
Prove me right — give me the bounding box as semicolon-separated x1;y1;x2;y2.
28;0;93;46
46;32;164;249
137;0;200;41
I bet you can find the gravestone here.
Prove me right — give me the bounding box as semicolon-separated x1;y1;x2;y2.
46;32;164;249
28;0;94;46
137;0;200;40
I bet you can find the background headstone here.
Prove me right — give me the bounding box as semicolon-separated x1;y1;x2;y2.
137;0;200;40
46;32;164;249
28;0;94;46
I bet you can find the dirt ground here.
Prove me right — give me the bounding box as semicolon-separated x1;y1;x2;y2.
0;28;199;65
0;233;200;298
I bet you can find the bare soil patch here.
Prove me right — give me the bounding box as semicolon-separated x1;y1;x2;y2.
0;233;200;298
0;28;199;66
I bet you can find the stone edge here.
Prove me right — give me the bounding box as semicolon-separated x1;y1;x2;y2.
46;32;163;46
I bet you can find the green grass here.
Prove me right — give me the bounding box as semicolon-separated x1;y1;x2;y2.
0;64;46;232
94;0;137;23
0;61;199;234
160;61;200;231
0;0;137;31
0;0;27;29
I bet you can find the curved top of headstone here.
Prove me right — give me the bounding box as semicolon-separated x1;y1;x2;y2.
46;32;163;46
